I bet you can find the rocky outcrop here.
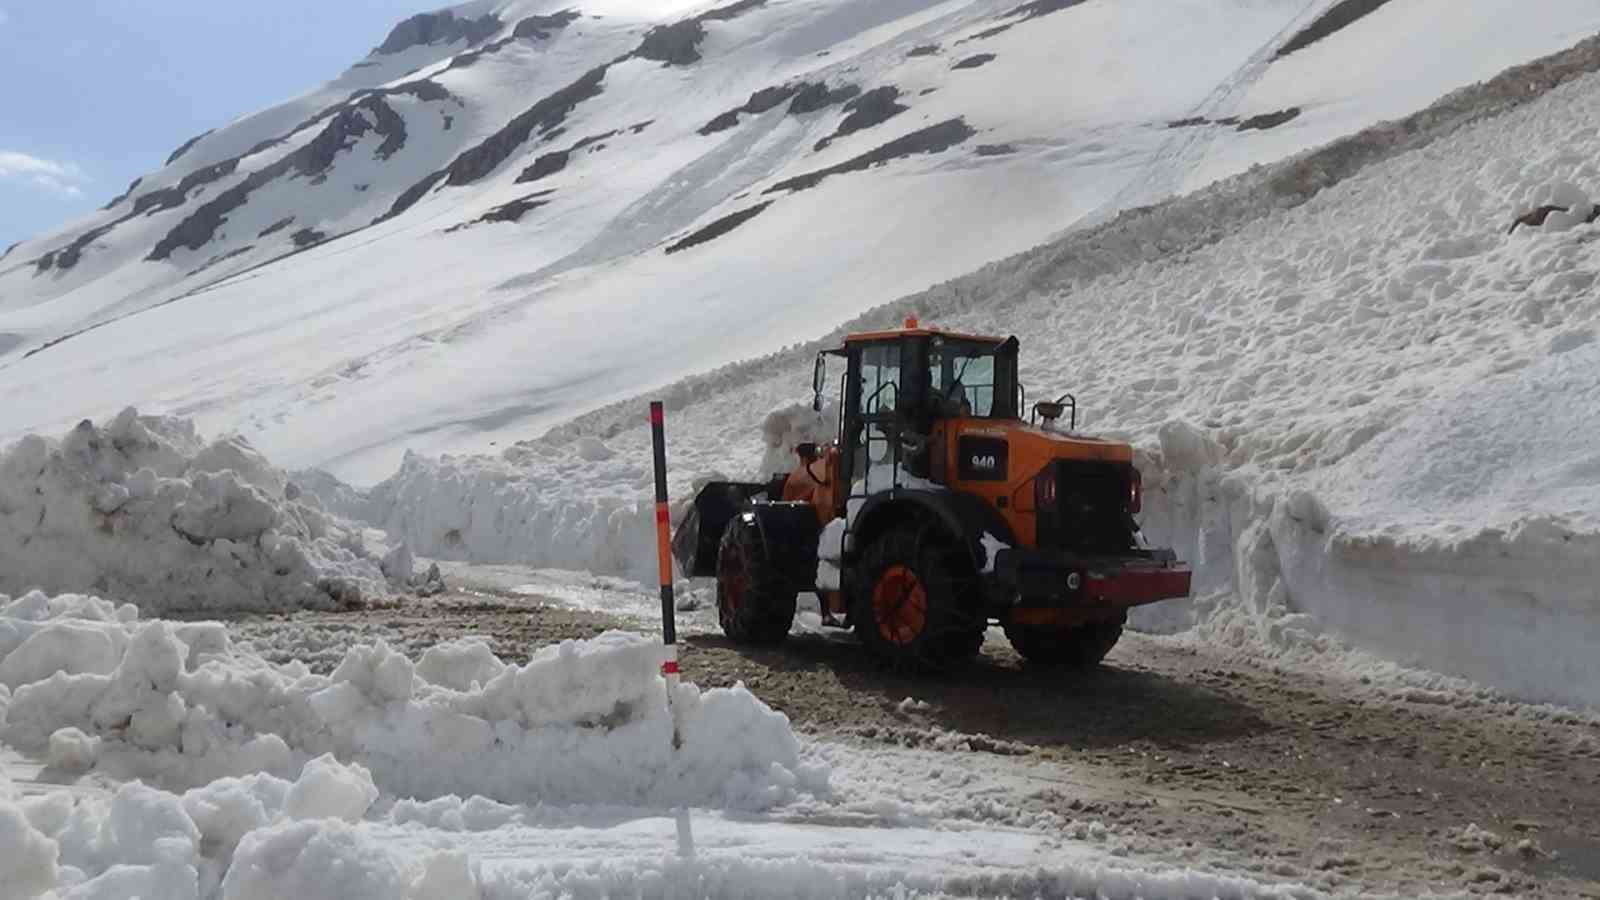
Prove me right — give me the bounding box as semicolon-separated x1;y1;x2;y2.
513;10;581;40
788;82;861;116
1275;0;1396;60
815;86;908;151
515;130;617;184
447;190;557;232
34;225;113;274
698;83;808;134
165;129;213;165
374;11;502;55
1237;107;1302;131
148;97;408;261
665;202;772;254
635;0;766;66
952;53;996;70
766;117;976;194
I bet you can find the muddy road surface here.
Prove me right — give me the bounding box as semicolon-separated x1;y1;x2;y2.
224;590;1600;898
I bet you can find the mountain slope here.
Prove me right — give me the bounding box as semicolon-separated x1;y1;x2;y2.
2;0;1597;482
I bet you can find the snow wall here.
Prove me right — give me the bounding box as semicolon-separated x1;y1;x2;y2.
322;53;1600;710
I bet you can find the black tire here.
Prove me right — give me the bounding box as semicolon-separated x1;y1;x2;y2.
1003;614;1125;668
716;513;797;646
851;525;985;670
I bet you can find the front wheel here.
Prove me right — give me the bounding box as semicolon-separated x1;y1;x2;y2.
1003;614;1125;668
716;513;797;646
852;527;984;669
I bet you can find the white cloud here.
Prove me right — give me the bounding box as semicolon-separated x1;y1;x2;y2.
0;150;89;197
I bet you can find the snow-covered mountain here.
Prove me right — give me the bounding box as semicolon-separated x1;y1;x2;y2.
4;0;1596;482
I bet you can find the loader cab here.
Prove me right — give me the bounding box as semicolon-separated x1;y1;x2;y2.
816;319;1019;506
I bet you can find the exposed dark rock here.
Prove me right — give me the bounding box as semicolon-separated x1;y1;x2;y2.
362;96;410;159
1011;0;1088;20
518;151;571;184
952;53;996;70
1276;0;1395;60
385;172;448;222
1507;204;1600;233
908;44;940;57
976;143;1017;156
961;0;1086;43
1237;107;1302;131
1;241;17;260
131;159;241;216
665;202;772;254
258;217;295;238
166;130;213;165
920;88;938;96
1167;114;1240;129
375;11;502;55
387;65;609;221
447;190;557;231
965;23;1013;41
766;117;976;194
443;114;454;131
698;84;803;135
185;244;255;278
636;20;705;66
516;130;618;183
513;10;580;39
700;111;742;135
104;177;143;210
148;98;406;261
815;86;908;151
34;224;113;274
290;229;326;248
443;64;608;188
788;82;861;115
635;0;767;66
630;120;654;134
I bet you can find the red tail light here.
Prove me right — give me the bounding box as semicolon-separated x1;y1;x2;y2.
1128;467;1143;515
1035;467;1057;510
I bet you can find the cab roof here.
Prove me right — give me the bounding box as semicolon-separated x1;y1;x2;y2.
841;317;1005;346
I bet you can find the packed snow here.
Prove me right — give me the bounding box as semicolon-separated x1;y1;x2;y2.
0;592;1321;899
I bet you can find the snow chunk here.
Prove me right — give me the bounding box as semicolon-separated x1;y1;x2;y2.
220;820;406;900
0;800;60;899
416;637;505;691
284;755;378;823
48;727;100;771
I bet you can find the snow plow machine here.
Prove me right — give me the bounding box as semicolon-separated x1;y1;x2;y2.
672;319;1192;669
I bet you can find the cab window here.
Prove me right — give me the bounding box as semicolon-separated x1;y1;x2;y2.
929;341;998;417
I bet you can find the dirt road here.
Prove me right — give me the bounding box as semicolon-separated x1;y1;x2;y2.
226;590;1600;898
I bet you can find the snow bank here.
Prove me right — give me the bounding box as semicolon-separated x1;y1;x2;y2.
0;592;815;810
0;410;398;615
322;59;1600;709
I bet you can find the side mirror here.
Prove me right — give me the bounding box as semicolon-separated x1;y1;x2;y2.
795;442;819;462
812;355;826;412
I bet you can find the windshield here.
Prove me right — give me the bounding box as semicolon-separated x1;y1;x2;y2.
929;339;1002;417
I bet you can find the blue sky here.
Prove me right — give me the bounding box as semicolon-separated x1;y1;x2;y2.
0;1;431;249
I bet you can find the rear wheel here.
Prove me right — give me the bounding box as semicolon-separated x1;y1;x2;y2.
852;526;985;669
1003;614;1125;668
716;513;797;645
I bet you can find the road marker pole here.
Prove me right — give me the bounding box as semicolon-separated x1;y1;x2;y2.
649;400;695;859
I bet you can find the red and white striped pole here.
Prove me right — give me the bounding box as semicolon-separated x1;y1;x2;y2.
648;403;681;693
650;401;696;859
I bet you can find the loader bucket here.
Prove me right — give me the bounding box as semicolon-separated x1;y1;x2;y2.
672;481;768;577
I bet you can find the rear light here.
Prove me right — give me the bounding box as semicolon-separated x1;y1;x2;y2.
1128;467;1143;515
1035;467;1057;510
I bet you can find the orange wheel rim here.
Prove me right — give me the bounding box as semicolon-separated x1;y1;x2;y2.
872;564;928;646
